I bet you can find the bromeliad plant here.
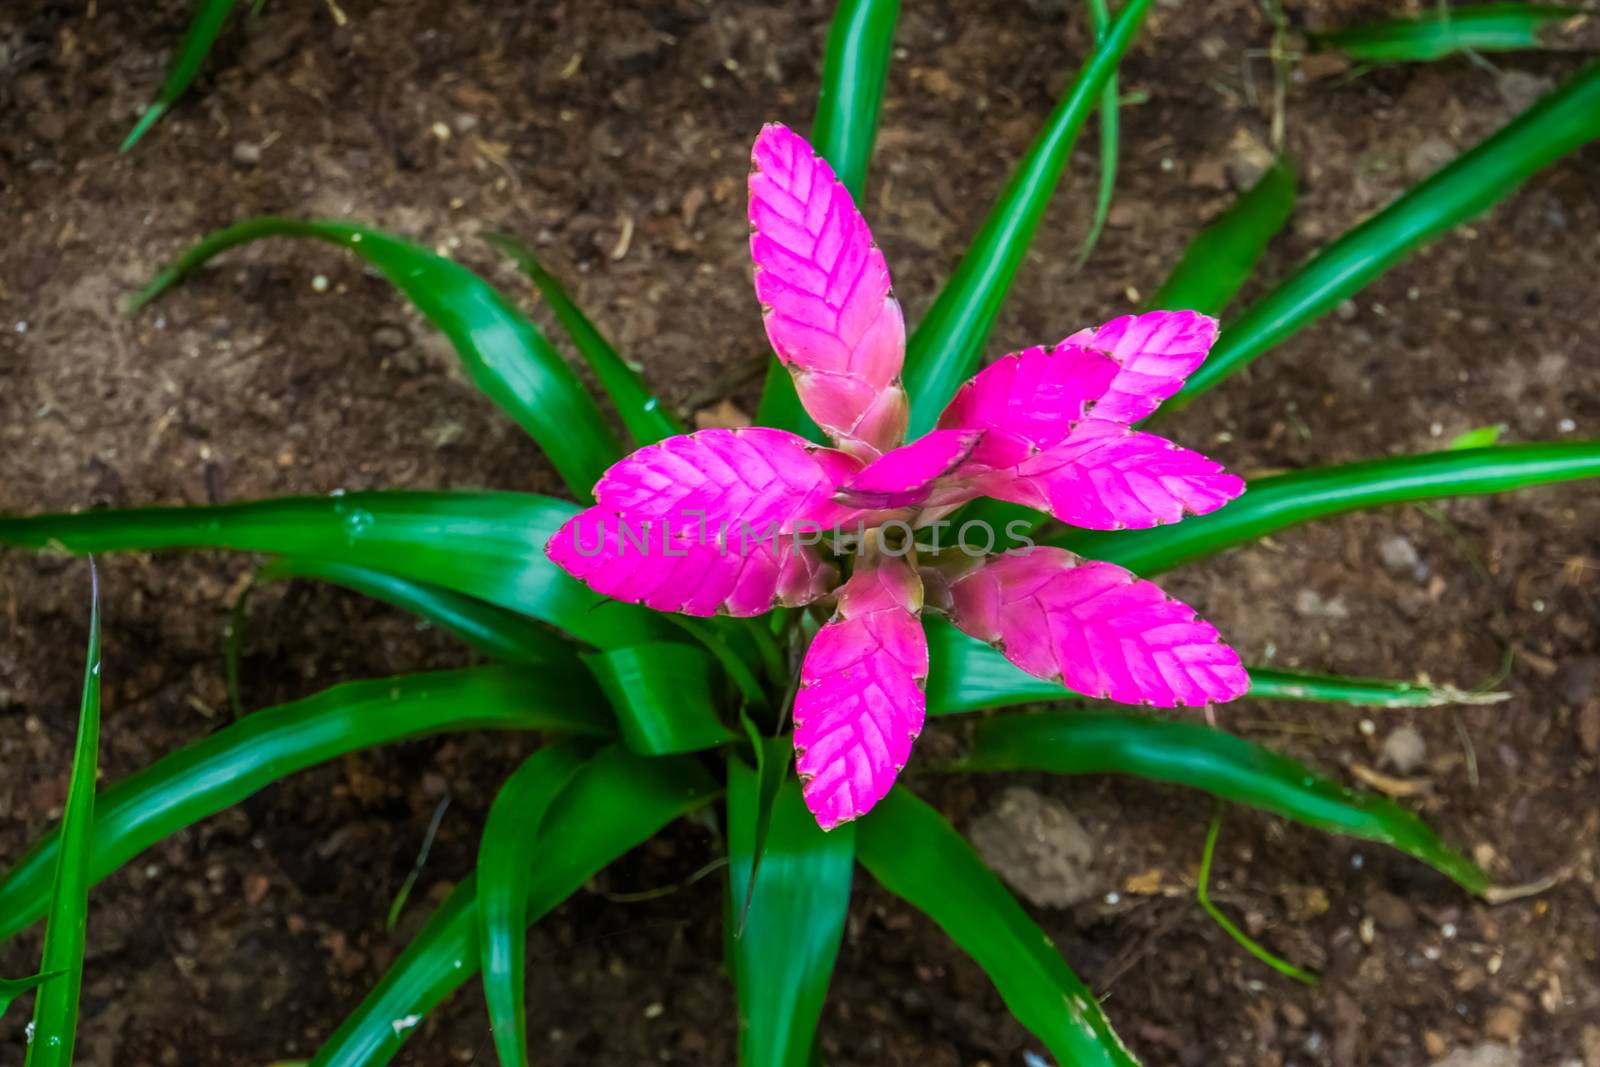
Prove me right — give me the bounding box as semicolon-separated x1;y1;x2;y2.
6;0;1600;1061
550;123;1249;830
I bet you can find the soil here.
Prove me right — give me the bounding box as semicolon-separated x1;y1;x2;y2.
2;1;1598;1065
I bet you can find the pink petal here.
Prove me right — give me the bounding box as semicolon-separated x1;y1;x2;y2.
940;549;1248;706
937;341;1118;450
794;552;928;829
546;505;835;617
750;124;908;459
831;428;1030;511
1061;310;1219;425
545;427;857;616
982;420;1245;530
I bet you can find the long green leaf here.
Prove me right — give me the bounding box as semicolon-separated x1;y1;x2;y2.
856;787;1139;1066
582;642;740;754
485;233;685;446
129;218;621;498
0;666;610;943
308;746;719;1067
1310;4;1589;63
121;0;236;152
728;761;853;1067
948;711;1487;893
1147;158;1297;316
757;0;901;438
477;743;590;1067
0;491;670;649
1075;0;1120;270
0;972;62;1022
25;566;101;1067
901;0;1155;433
257;557;572;665
1051;441;1600;574
923;618;1502;713
1172;62;1600;407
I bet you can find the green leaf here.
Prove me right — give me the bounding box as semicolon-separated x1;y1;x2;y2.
1074;0;1120;270
1309;4;1589;63
130;218;621;499
1051;441;1600;574
901;0;1155;434
1245;667;1507;708
923;618;1503;714
477;742;590;1067
1171;61;1600;407
947;710;1487;893
25;564;101;1067
308;746;719;1067
582;642;741;754
856;787;1139;1066
727;761;854;1067
757;0;901;438
0;491;672;649
1147;158;1297;317
485;233;685;447
121;0;236;152
257;557;573;665
0;666;610;943
0;971;63;1022
1447;424;1504;451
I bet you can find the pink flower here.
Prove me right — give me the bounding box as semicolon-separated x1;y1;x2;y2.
548;124;1249;830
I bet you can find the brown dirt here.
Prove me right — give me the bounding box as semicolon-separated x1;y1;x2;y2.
2;1;1598;1065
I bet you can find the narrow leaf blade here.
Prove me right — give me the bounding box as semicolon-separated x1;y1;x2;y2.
130;218;621;498
1147;158;1297;317
728;762;854;1067
950;710;1487;893
121;0;236;152
1310;4;1590;63
901;0;1155;433
855;787;1140;1066
0;666;610;943
582;642;740;754
1051;441;1600;574
0;491;672;649
308;746;719;1067
486;233;685;446
1171;62;1600;407
477;743;590;1067
25;565;101;1067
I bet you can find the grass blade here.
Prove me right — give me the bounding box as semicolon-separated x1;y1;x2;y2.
757;0;901;438
946;710;1488;893
901;0;1155;434
856;787;1139;1066
1051;441;1600;574
485;233;685;446
257;558;572;665
1171;61;1600;407
477;742;590;1067
924;618;1503;713
1196;807;1318;985
121;0;236;152
24;564;100;1067
0;666;610;943
130;219;621;499
0;491;672;649
727;761;853;1067
582;642;740;754
1309;4;1591;63
1147;158;1297;316
1074;0;1120;270
308;746;720;1067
